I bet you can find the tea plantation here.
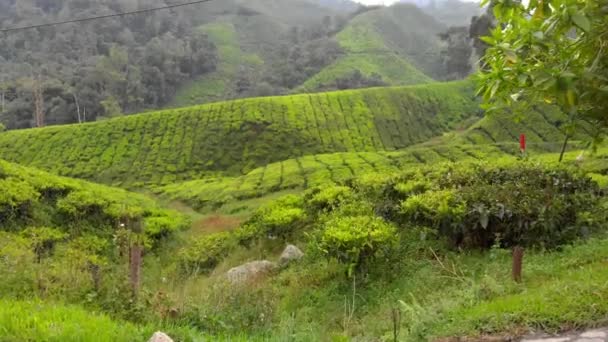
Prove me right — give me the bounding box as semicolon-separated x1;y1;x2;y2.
0;81;478;187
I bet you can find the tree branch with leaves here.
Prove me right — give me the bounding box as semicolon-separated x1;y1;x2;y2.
477;0;608;160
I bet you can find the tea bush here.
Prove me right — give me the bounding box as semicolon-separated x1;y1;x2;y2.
0;159;189;243
237;195;307;243
305;186;355;212
393;162;602;248
178;232;238;274
315;215;397;276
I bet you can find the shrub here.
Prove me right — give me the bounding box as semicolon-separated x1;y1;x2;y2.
0;178;39;220
315;215;397;276
178;232;238;274
20;227;67;261
144;210;191;240
237;195;306;243
400;189;466;226
306;186;354;211
395;162;602;249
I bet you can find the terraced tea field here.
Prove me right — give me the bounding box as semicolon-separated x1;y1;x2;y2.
0;81;477;187
156;144;513;210
158;141;608;211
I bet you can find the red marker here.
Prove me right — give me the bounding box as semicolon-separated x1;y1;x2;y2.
519;133;526;153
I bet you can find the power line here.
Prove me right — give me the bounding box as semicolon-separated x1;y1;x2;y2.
0;0;216;33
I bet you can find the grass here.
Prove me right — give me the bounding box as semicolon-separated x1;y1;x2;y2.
427;237;608;339
0;81;478;188
0;299;152;342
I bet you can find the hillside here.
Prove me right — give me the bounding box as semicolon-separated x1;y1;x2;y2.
0;82;478;187
298;3;448;92
0;158;188;239
156;144;511;211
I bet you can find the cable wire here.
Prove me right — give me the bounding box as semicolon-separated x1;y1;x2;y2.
0;0;216;33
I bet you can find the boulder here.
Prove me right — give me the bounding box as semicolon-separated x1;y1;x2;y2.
148;332;173;342
226;260;277;285
279;244;304;265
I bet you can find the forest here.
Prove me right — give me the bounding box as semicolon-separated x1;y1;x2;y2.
0;0;607;341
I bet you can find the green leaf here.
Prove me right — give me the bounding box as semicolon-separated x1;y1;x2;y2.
480;36;496;46
571;12;591;32
480;212;489;229
532;31;544;40
504;50;518;63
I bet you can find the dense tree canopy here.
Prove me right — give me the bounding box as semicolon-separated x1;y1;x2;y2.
0;0;221;129
478;0;608;158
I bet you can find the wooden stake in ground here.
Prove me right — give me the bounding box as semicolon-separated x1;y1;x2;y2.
128;217;144;297
512;246;524;283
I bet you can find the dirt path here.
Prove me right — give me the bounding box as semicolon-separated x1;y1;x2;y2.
522;328;608;342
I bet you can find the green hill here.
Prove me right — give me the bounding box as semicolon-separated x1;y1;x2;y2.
0;81;478;188
298;4;447;92
155;104;600;212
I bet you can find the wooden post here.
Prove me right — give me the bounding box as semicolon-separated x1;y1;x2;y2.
512;246;524;283
129;218;143;297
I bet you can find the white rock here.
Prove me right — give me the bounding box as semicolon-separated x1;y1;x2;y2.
279;244;304;265
148;331;173;342
226;260;277;285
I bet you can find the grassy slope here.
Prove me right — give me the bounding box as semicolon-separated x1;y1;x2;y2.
259;233;608;340
0;81;477;188
298;4;444;92
171;22;264;107
0;300;153;341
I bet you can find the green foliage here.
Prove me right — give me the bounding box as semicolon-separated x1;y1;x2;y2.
178;232;238;274
0;299;153;341
315;215;397;275
237;195;306;243
394;162;602;248
400;189;466;226
478;0;608;144
0;159;188;242
306;186;354;211
100;96;123;119
20;227;67;261
0;81;478;188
